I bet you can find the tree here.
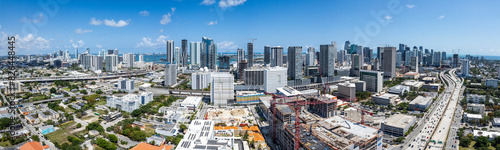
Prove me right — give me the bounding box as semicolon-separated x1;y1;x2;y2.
474;136;490;148
96;89;104;94
493;136;500;147
460;136;471;147
32;135;40;142
77;123;82;128
91;81;96;85
108;134;118;143
50;87;57;93
131;109;142;117
179;124;188;132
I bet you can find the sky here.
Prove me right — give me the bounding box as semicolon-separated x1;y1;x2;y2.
1;0;500;56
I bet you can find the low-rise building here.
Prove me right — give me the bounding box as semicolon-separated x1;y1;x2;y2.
372;93;399;105
388;85;410;95
464;113;482;123
403;72;420;79
402;80;424;91
381;114;417;137
106;92;153;112
422;83;441;92
155;124;179;137
467;103;485;115
235;91;269;104
39;125;55;135
486;79;499;88
180;96;203;110
338;82;356;101
38;109;60;122
467;94;487;104
177;120;233;150
146;135;166;146
20;141;50;150
473;130;500;141
409;96;432;111
493;118;500;127
130;142;173;150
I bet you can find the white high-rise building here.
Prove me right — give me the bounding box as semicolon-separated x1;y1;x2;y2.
396;51;402;68
306;47;315;66
191;72;211;90
164;64;177;87
92;55;103;71
264;67;287;93
123;53;134;68
118;78;135;93
106;92;153;112
174;47;180;64
211;73;234;106
462;59;470;77
105;55;118;72
237;48;245;63
360;70;383;93
167;40;175;64
190;42;202;65
138;54;144;62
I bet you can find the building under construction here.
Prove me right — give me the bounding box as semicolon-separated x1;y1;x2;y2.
307;96;337;118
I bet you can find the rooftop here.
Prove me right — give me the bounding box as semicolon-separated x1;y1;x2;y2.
410;96;432;105
130;142;173;150
384;114;416;128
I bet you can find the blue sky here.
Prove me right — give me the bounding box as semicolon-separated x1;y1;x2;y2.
1;0;500;56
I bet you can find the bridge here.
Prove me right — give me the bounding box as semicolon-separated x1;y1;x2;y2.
15;71;149;83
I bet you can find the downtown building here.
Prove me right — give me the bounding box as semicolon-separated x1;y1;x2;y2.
264;45;271;65
181;39;188;67
166;40;175;64
105;54;118;72
123;53;134;68
244;66;287;93
359;70;384;93
288;46;303;80
306;47;315;66
381;47;396;78
319;44;336;77
210;73;234;106
271;46;284;67
201;37;217;70
247;42;254;67
118;78;135;93
164;64;178;87
190;42;202;65
106;92;154;112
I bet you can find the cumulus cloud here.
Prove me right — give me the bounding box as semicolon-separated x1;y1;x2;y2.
160;8;176;25
136;35;169;48
71;40;85;48
139;10;150;16
96;44;102;49
201;0;215;5
0;32;51;52
437;15;445;19
159;29;164;33
75;28;93;34
219;0;247;9
406;5;415;8
217;41;237;50
207;20;218;25
20;13;45;23
90;18;130;27
384;16;392;20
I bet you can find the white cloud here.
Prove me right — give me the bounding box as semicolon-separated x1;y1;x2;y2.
75;28;93;34
136;35;169;48
171;7;176;13
207;20;218;25
0;33;51;52
89;17;102;25
96;44;102;49
33;13;44;23
71;40;85;48
90;18;130;27
139;10;150;16
218;0;247;9
69;39;74;43
160;8;176;25
217;41;237;50
201;0;215;5
159;29;164;33
0;25;2;29
384;16;392;20
20;13;45;23
406;5;415;8
437;15;445;19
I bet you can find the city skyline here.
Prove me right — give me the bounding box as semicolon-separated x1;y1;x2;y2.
1;0;500;56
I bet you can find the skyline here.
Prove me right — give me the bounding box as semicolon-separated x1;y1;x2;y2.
1;0;500;56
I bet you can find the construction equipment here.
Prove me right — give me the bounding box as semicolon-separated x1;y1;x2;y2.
346;103;373;125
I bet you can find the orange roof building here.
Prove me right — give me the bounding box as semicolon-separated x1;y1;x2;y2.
20;142;49;150
130;142;173;150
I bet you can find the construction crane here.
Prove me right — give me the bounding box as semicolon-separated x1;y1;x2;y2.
264;92;337;150
246;38;257;44
346;103;373;125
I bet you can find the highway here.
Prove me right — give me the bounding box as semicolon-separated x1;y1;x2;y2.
15;70;148;83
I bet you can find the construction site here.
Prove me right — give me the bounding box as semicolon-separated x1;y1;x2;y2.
205;107;256;126
266;92;384;150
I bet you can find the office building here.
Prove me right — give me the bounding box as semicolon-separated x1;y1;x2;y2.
190;42;202;65
442;52;447;60
244;67;265;86
381;47;396;78
92;55;103;71
191;72;211;90
410;56;418;72
433;51;441;67
363;47;373;64
211;73;234;106
138;54;144;62
201;37;217;69
123;53;134;68
396;51;402;68
486;79;499;88
53;59;62;68
164;64;177;87
462;59;470;76
306;47;315;66
238;60;248;80
106;92;153;112
350;54;362;76
105;55;118;72
264;67;287;93
338;82;356;101
114;49;118;55
237;48;245;63
372;93;399;105
218;56;230;70
467;103;485;115
166;40;174;63
320;44;336;77
264;45;271;65
408;96;432;111
381;114;416;137
453;54;459;68
287;46;303;80
360;70;383;93
107;49;114;55
247;42;253;67
271;46;283;67
181;39;188;67
174;47;180;64
337;50;346;65
118;78;135;93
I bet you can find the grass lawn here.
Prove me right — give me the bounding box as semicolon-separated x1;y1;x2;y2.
63;88;70;91
64;107;75;113
0;141;12;147
95;100;106;106
459;141;496;150
82;115;96;120
95;109;107;115
45;121;78;144
144;126;155;137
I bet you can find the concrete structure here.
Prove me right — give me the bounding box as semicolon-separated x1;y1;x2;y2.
287;46;303;80
211;73;234;106
493;118;500;127
180;96;203;110
147;135;166;146
118;78;135;93
403;72;420;79
181;39;188;67
236;91;269;104
308;96;337;118
191;71;211;90
388;85;410;95
247;42;254;67
164;64;177;87
264;66;287;93
464;113;482;123
237;48;245;63
105;54;118;72
106;92;153;112
462;59;470;76
381;114;417;137
467;94;487;103
472;130;500;141
372;93;399;105
351;80;366;92
174;47;180;64
201;37;217;69
271;46;284;67
410;56;418;72
453;54;459;68
381;47;396;78
409;96;432;111
319;44;336;77
486;79;498;88
39;125;55;135
359;70;383;93
190;42;202;65
467;103;485;115
177;120;233;150
306;47;315;66
166;40;174;63
402;80;424;91
422;83;441;92
338;82;356;101
264;45;271;65
123;53;134;68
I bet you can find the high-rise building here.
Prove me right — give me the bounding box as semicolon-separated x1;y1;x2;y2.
174;47;180;64
75;48;78;59
363;47;373;64
237;48;245;63
344;41;351;51
192;72;211;90
113;49;118;55
92;55;103;71
462;59;470;76
264;45;271;65
410;56;418;72
360;70;383;93
320;44;336;77
123;53;134;68
118;78;135;93
287;46;303;80
108;49;114;55
453;54;459;68
377;47;383;61
138;54;144;62
106;92;153;113
105;55;118;72
238;60;248;80
218;56;230;70
211;73;234;106
382;47;396;78
271;46;283;67
337;50;346;65
166;40;174;64
181;39;188;67
442;52;447;60
396;51;402;68
306;47;315;66
247;43;254;67
433;51;441;67
164;64;177;87
58;50;63;58
190;42;202;65
350;54;362;76
264;67;287;93
201;37;217;69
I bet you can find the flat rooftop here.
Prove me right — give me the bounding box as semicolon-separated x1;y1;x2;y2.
410;96;432;105
373;93;399;99
384;114;416;128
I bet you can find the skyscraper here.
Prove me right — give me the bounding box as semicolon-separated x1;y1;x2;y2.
320;44;336;77
218;56;230;70
382;47;396;78
164;64;177;87
264;45;271;65
433;51;441;67
287;46;303;80
410;56;418;72
75;48;78;59
190;42;202;65
306;47;315;66
92;56;103;71
247;42;253;67
181;39;188;67
453;54;459;68
138;54;144;62
166;40;174;63
337;50;346;65
201;37;217;69
123;53;134;68
462;59;469;76
442;52;447;60
344;41;350;51
237;48;245;63
350;54;362;77
363;47;373;64
271;46;283;67
174;47;180;64
108;49;114;55
396;51;402;68
211;73;234;106
377;47;383;61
